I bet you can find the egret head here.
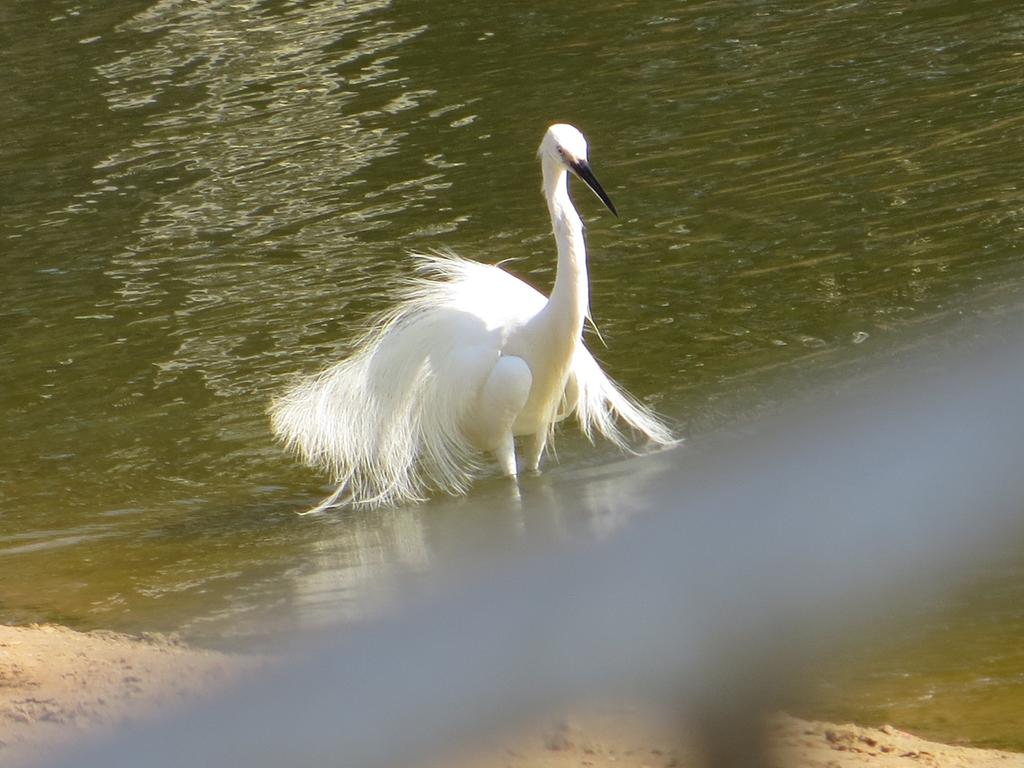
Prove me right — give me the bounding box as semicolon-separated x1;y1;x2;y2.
539;123;618;217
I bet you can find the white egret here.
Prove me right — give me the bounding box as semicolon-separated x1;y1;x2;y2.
270;123;676;511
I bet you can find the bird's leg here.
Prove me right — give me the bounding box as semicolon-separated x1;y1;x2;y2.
494;431;518;478
478;355;533;479
523;431;547;473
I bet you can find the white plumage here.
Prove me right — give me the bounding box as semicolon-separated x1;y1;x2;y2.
270;124;676;511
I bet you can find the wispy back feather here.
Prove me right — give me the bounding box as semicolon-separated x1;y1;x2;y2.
569;341;677;450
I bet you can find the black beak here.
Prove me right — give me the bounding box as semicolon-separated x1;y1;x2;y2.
570;158;618;217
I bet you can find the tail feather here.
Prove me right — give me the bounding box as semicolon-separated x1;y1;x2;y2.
268;270;487;510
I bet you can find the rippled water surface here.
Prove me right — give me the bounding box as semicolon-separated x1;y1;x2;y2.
2;0;1023;748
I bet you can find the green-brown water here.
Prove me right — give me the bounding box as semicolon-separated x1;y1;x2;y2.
2;0;1022;750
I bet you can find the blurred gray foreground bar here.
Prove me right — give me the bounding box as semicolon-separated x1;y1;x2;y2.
46;324;1024;768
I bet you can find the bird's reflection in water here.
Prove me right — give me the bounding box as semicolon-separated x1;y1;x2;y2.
285;446;678;633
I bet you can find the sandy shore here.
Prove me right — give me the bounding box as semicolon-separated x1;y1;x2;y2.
0;624;247;766
458;711;1024;768
1;624;1020;768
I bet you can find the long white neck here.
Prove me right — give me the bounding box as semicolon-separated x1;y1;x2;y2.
541;158;589;333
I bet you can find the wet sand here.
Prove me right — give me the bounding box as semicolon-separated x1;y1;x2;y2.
1;624;1020;768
